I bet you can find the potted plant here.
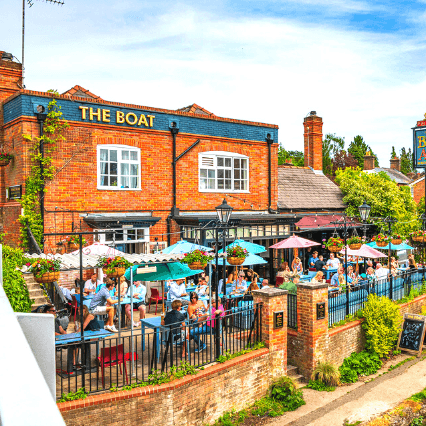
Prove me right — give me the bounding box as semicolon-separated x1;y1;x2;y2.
0;152;13;167
29;258;61;283
372;233;391;247
391;233;403;245
65;235;87;251
180;249;214;270
347;235;362;251
410;230;426;243
325;237;344;253
226;245;249;266
96;256;131;278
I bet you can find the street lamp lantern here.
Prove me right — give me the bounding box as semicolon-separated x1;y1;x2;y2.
215;198;233;225
358;201;371;222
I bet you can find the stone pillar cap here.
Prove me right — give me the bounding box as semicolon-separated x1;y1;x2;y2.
252;288;288;298
296;282;328;290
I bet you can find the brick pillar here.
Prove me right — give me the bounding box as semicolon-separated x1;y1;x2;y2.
252;287;288;379
390;157;400;171
294;282;328;379
303;111;323;171
363;154;375;170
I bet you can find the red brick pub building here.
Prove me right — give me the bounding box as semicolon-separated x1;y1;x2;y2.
0;52;293;277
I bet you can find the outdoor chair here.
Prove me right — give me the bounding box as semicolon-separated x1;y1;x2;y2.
275;277;284;287
148;288;163;315
97;344;129;387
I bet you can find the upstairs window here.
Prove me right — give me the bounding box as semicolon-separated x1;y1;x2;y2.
97;145;140;190
199;151;249;192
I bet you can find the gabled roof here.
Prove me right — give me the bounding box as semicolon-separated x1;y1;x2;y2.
176;103;215;116
295;214;361;230
62;85;103;100
278;165;345;211
364;168;411;185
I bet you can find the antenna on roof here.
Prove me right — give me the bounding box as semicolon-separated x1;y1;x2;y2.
22;0;65;87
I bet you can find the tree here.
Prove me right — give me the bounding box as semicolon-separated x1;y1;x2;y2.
278;145;304;167
400;147;414;176
331;150;358;175
347;135;379;169
391;146;397;158
323;133;345;175
334;167;419;236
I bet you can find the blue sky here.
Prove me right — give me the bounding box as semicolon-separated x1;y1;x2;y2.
2;0;426;166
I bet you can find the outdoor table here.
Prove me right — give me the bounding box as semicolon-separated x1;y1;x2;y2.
56;330;112;374
140;316;168;361
299;274;311;282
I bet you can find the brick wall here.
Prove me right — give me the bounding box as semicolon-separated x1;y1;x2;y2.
303;112;323;171
413;178;424;204
59;349;271;426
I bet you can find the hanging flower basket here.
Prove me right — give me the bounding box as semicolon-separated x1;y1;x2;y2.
347;235;363;251
227;256;245;265
29;258;61;283
391;239;402;245
410;231;426;243
348;243;362;250
372;233;391;248
0;153;13;167
97;256;131;278
67;243;79;252
328;246;341;253
64;235;86;252
34;271;60;283
187;261;207;270
102;267;126;278
0;159;11;167
325;237;344;253
376;241;388;247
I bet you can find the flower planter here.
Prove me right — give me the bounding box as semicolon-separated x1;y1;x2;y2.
376;241;388;247
227;256;245;265
103;267;126;278
413;236;425;243
187;262;207;270
348;243;362;250
0;159;11;167
328;246;342;253
34;271;60;283
67;243;79;252
391;239;402;245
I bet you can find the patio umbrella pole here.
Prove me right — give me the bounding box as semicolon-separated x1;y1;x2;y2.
130;266;135;376
118;275;121;340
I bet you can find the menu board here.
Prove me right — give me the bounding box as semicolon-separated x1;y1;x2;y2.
397;313;426;356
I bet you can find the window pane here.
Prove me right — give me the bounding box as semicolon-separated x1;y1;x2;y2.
137;229;145;239
234;158;240;168
110;176;117;186
225;170;231;178
100;175;108;186
241;181;247;190
127;230;136;240
100;149;108;161
130;151;138;161
100;162;108;174
208;179;215;189
121;176;129;188
225;180;231;189
225;158;231;167
122;150;129;160
218;179;224;189
130;177;138;188
234;170;240;179
234;181;240;190
130;164;138;175
208;170;215;178
200;169;207;178
217;157;224;167
110;163;118;175
110;150;117;162
200;179;207;189
115;230;124;241
121;163;129;176
241;159;247;169
241;170;247;179
218;169;224;178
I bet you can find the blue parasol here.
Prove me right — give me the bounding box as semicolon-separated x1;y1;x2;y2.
124;262;204;281
367;241;414;250
216;252;267;266
219;239;266;255
161;240;212;254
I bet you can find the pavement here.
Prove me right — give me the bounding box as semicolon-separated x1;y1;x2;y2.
270;352;426;426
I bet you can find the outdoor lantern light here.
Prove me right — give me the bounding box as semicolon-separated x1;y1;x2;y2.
358;200;371;222
215;198;233;225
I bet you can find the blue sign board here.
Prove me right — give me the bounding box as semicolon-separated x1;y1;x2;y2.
413;127;426;168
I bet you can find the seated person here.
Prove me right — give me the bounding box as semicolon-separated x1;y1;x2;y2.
125;280;147;328
206;297;225;330
246;269;259;285
195;278;208;296
326;253;340;270
315;255;328;273
330;267;353;287
187;292;208;352
226;272;234;284
366;267;376;284
279;262;293;283
347;265;359;284
375;263;389;280
276;263;286;278
245;281;260;294
115;276;128;298
261;279;270;289
42;304;67;336
161;299;188;357
309;251;319;268
292;257;303;275
232;272;248;294
60;285;73;302
84;273;102;295
169;279;190;306
311;271;324;283
85;280;119;332
75;305;101;332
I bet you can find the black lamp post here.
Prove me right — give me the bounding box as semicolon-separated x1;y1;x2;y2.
358;200;371;238
214;198;233;359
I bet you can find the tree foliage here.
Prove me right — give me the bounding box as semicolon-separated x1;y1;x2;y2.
322;133;345;175
278;145;304;167
347;135;379;168
400;147;414;176
334;167;419;235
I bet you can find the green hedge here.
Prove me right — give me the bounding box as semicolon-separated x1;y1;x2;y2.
2;245;33;312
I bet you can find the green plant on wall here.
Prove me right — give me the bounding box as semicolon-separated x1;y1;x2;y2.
19;91;69;249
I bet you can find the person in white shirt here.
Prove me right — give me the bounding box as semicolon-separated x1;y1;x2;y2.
326;253;340;270
168;279;190;306
125;281;147;327
60;286;73;302
375;263;389;280
84;273;102;295
261;279;270;289
232;272;248;293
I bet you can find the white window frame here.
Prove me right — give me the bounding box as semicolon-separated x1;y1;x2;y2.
97;227;150;244
198;151;250;193
97;145;141;190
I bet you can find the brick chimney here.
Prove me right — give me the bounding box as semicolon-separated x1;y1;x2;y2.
390;156;400;172
0;51;22;104
364;151;375;171
303;111;323;171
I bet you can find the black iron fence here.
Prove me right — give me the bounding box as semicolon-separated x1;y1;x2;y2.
287;293;297;329
328;268;426;327
55;302;262;400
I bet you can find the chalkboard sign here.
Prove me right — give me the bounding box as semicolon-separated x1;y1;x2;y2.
397;313;426;356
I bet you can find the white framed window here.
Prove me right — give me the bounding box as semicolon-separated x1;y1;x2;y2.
97;145;141;190
199;151;249;192
96;227;149;244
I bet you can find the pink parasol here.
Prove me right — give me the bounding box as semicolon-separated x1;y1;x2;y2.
340;244;387;259
71;242;125;256
270;235;321;249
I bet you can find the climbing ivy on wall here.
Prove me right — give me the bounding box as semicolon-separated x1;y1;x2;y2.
19;91;69;249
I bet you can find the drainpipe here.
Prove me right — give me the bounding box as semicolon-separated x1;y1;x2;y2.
170;122;180;217
35;106;47;250
266;133;278;214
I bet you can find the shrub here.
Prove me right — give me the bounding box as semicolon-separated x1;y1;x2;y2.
362;294;403;358
339;351;382;383
306;380;336;392
2;245;33;312
311;361;340;386
269;377;306;411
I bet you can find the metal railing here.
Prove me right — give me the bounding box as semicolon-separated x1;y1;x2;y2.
55;302;262;400
328;268;426;327
287;293;297;329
